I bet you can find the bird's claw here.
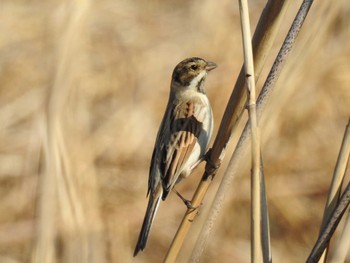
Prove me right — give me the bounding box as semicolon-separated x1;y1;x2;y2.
173;189;201;210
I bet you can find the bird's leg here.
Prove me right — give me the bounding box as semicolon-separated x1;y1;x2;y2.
172;189;199;210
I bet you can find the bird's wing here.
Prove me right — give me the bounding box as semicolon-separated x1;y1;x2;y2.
160;99;207;197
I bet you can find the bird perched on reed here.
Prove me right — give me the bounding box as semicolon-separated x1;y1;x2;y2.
134;57;217;256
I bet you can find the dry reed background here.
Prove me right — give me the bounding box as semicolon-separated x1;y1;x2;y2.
0;0;349;262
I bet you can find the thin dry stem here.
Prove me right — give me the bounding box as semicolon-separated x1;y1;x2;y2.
238;0;262;261
318;119;350;262
307;171;350;262
260;160;272;263
329;208;350;263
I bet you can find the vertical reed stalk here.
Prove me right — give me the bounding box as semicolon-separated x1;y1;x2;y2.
238;0;262;261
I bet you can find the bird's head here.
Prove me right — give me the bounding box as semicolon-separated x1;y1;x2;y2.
171;57;217;94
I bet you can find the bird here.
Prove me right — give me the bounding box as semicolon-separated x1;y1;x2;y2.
134;57;217;256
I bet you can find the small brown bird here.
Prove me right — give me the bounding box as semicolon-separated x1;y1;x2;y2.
134;57;217;256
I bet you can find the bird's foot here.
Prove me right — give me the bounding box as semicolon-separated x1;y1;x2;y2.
173;189;201;210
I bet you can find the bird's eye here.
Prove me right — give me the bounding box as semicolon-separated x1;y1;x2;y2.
190;64;198;71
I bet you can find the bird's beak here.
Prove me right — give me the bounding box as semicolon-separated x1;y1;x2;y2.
206;61;217;72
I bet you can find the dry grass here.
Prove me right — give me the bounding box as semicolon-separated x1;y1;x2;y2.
0;0;349;262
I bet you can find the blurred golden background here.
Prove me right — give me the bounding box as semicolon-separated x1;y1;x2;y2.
0;0;349;262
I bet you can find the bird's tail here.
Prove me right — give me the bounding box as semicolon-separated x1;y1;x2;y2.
133;190;162;256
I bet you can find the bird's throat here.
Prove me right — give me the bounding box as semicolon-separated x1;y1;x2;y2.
196;77;206;94
187;71;207;94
